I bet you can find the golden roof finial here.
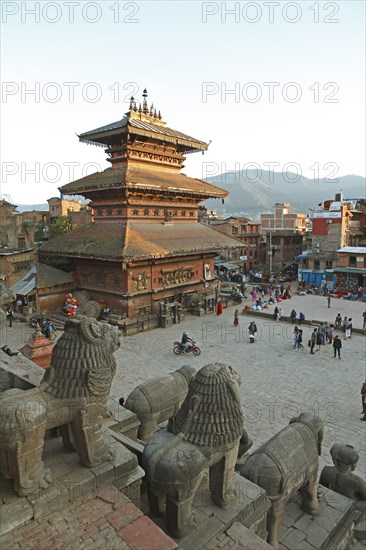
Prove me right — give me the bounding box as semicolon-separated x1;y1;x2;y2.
142;88;149;115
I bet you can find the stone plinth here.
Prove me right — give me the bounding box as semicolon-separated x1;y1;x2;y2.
0;429;144;535
20;330;53;368
146;473;271;550
279;487;359;550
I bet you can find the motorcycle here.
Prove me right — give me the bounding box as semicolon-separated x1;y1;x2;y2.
173;341;201;356
30;316;56;341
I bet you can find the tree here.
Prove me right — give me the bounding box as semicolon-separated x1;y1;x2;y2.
49;216;77;240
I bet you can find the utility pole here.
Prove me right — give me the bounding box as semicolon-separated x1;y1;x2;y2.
269;230;272;274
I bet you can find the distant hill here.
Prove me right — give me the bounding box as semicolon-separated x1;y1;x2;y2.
203;172;366;217
16;195;89;213
16;204;49;212
14;174;365;216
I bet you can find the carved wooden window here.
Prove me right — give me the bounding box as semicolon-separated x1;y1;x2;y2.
181;211;186;217
133;209;139;215
189;211;194;217
107;208;112;216
173;210;177;216
18;237;26;248
97;209;103;216
117;209;122;215
144;209;149;216
154;209;159;216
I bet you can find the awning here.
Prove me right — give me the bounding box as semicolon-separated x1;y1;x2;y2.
11;266;36;296
215;262;241;271
334;267;366;275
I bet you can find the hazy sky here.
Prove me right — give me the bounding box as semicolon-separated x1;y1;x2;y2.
1;0;365;204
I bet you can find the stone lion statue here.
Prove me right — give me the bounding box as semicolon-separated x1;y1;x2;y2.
142;363;244;538
0;316;120;497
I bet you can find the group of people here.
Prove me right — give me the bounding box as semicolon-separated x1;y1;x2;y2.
289;309;305;324
308;323;342;358
334;313;353;339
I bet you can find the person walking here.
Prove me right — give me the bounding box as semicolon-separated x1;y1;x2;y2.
327;324;334;344
248;321;258;343
345;318;352;339
342;316;348;334
360;380;366;417
309;328;317;354
233;309;239;327
327;294;331;308
316;328;323;352
296;329;304;350
333;335;342;359
216;301;223;315
6;306;13;328
319;323;326;345
293;326;299;348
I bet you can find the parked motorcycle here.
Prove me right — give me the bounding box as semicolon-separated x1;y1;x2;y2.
30;316;56;341
173;341;201;356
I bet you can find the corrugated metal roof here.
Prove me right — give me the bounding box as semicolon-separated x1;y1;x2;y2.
11;266;36;295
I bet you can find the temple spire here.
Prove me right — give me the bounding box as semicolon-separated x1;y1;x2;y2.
142;88;149;114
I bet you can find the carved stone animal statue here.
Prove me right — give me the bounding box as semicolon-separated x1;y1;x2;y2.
124;365;196;442
240;413;324;549
142;363;244;539
0;316;120;497
320;443;366;527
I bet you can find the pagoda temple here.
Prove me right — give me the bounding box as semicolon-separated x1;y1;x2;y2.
40;90;242;319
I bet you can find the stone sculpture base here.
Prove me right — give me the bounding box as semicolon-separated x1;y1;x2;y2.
145;473;271;550
278;486;359;550
20;332;54;368
0;429;144;536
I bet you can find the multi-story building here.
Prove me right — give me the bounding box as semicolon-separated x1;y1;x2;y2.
40;91;242;318
47;197;84;224
210;217;261;272
0;199;35;287
334;246;366;290
298;194;354;288
261;203;308;273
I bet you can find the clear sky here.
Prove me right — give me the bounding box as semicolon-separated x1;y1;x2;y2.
1;0;365;204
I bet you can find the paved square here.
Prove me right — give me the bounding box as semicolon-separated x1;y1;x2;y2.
111;293;366;477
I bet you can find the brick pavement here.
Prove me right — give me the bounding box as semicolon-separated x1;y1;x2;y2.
0;485;177;550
